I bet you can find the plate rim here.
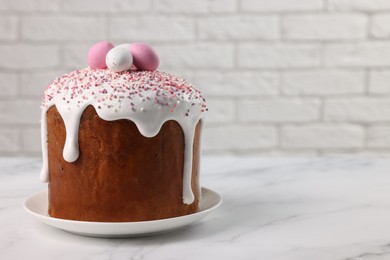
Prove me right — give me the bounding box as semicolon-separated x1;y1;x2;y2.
23;187;223;226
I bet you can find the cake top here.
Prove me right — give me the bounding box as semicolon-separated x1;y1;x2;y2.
41;67;207;116
42;41;207;116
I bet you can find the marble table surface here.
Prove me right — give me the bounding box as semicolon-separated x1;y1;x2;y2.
3;157;390;259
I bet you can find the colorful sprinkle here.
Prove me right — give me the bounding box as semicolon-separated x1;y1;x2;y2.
41;68;207;116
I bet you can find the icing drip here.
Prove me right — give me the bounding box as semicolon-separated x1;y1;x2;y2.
58;104;86;162
197;120;203;200
39;111;48;182
179;121;196;204
40;68;207;205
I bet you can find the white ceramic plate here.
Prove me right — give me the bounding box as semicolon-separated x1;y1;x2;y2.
23;187;222;237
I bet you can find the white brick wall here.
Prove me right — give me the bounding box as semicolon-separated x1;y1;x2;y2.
327;0;390;12
0;73;18;97
238;98;320;122
324;42;390;67
204;98;236;123
203;125;277;151
371;14;390;38
369;70;390;94
21;128;41;153
238;44;321;69
195;71;279;97
282;70;365;95
62;0;151;13
324;98;390;123
0;0;60;12
0;128;20;153
110;16;195;41
3;0;390;156
282;14;367;40
22;16;106;41
198;16;279;40
158;44;234;69
0;44;60;69
20;70;65;97
0;16;18;41
63;44;90;69
241;0;323;12
281;124;364;149
0;100;41;124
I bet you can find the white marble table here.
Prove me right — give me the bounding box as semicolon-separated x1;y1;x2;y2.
3;157;390;259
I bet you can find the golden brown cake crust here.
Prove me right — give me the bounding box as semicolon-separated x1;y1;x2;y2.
47;105;200;222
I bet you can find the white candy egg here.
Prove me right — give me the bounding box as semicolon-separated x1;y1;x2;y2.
105;46;133;73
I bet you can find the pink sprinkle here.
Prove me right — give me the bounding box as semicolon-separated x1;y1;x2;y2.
41;68;208;114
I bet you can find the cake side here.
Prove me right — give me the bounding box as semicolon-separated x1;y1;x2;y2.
40;42;208;222
41;68;207;205
48;105;201;221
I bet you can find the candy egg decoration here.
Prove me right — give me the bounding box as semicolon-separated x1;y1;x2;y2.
115;43;138;70
87;42;159;72
87;41;114;69
130;43;159;71
105;46;133;73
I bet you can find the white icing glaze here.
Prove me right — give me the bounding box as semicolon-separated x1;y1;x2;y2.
40;68;206;205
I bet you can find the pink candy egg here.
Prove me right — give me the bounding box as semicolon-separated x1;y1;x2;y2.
87;41;114;69
130;43;159;71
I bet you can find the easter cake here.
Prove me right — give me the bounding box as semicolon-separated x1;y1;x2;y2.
40;42;207;222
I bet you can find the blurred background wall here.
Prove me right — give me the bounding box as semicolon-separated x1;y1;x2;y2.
1;0;390;156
